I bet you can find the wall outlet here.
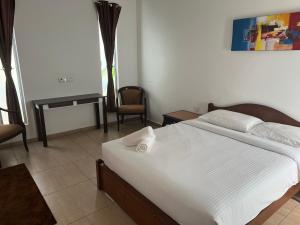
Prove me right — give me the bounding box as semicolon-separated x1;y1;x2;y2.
58;76;74;83
58;77;67;83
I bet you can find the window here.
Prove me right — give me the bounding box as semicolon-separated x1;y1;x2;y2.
99;31;118;96
0;33;27;124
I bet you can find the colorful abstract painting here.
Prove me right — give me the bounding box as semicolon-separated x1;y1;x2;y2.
232;12;300;51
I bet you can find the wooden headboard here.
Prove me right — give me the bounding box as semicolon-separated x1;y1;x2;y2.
208;103;300;127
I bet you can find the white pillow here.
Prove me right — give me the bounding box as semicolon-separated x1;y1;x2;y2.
198;109;263;132
250;122;300;147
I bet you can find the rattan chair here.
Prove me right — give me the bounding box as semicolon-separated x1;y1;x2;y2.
0;107;28;152
116;86;147;131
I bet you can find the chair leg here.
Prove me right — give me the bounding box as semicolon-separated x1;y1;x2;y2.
140;114;143;123
22;130;29;152
117;113;120;131
144;112;147;127
121;115;124;124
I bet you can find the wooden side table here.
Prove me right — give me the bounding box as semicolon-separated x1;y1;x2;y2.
162;110;200;126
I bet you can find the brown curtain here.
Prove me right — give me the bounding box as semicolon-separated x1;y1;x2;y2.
0;0;22;125
95;0;121;112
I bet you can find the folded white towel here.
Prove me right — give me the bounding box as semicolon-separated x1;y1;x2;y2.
136;136;155;153
122;126;155;147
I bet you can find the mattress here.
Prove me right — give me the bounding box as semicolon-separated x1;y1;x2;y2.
102;120;300;225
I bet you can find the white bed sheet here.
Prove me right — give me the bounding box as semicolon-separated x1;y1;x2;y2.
102;120;300;225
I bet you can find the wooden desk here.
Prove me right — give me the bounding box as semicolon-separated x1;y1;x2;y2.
0;164;56;225
32;93;107;147
162;110;200;126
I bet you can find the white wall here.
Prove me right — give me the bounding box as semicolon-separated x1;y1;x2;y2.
116;0;138;87
138;0;300;124
13;0;138;139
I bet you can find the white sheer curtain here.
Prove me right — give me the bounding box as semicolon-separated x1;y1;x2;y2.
99;27;118;96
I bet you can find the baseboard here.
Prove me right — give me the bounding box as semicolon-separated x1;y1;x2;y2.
0;125;97;150
0;118;161;149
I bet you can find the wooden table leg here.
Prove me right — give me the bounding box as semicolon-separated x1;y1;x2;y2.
38;105;48;147
33;105;42;141
102;97;108;133
94;102;101;129
162;116;167;127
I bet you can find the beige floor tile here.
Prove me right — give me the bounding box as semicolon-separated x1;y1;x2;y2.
45;190;84;225
280;205;300;225
46;148;73;165
45;180;109;224
32;163;88;195
263;199;300;225
278;200;299;217
64;146;91;162
0;149;19;168
1;159;19;168
263;211;287;225
68;181;109;214
87;204;136;225
69;217;91;225
73;156;97;178
17;150;61;174
69;133;102;159
261;199;300;225
48;138;91;162
90;177;98;186
11;146;30;161
85;129;110;144
12;142;44;160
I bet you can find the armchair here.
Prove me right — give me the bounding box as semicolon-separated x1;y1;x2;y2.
116;86;147;131
0;107;28;151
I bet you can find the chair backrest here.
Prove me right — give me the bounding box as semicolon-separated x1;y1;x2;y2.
0;107;24;127
118;86;144;105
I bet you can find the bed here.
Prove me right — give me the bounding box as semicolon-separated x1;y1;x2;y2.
96;103;300;225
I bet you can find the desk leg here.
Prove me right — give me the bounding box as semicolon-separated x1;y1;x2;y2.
38;106;48;147
94;102;101;129
102;97;108;133
162;116;167;127
33;105;42;141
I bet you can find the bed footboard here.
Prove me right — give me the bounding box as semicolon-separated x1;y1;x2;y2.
96;159;179;225
96;159;300;225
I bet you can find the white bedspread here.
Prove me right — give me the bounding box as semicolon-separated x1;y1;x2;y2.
102;120;300;225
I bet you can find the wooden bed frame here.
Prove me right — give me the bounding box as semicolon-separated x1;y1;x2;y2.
97;103;300;225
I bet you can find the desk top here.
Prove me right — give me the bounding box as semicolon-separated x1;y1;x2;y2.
32;93;105;106
0;164;56;225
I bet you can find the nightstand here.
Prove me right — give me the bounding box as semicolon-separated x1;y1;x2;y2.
162;110;200;126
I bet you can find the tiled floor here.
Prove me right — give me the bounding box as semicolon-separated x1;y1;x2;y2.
0;120;300;225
